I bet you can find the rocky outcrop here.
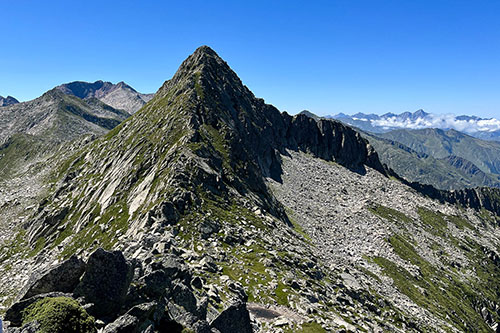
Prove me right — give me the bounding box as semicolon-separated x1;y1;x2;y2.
5;248;255;333
283;113;385;174
384;166;500;218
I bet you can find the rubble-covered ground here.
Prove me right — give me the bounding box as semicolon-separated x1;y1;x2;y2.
270;150;500;332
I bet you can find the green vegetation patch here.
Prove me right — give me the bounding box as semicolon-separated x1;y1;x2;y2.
0;229;28;263
194;72;204;99
446;214;474;230
0;134;53;178
285;208;311;243
283;321;326;333
28;237;46;257
369;204;412;226
59;200;129;258
22;297;96;333
220;242;291;305
416;207;448;235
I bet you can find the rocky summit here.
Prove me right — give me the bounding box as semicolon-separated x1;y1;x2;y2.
56;80;154;114
1;46;500;333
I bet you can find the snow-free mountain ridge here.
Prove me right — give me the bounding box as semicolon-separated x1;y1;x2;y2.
56;80;154;114
330;110;500;141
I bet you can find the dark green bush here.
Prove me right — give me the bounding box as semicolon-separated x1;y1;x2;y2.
22;297;96;333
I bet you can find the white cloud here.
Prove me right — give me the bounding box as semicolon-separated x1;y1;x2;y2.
371;114;500;133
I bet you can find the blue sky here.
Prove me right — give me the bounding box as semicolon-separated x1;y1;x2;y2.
1;0;499;118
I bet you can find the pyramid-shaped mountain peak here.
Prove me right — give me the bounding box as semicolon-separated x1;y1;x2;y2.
21;45;385;248
187;45;224;67
161;45;243;97
173;45;227;76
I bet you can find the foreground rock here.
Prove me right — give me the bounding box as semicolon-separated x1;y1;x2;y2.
4;248;254;333
74;249;133;318
210;301;252;333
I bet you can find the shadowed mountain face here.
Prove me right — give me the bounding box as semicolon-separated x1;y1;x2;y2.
56;80;154;114
2;47;500;332
0;95;19;107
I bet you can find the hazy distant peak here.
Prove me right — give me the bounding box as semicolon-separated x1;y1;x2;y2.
0;95;19;107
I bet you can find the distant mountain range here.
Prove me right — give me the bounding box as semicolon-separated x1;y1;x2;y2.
329;110;500;141
0;88;130;146
0;95;19;107
0;79;153;181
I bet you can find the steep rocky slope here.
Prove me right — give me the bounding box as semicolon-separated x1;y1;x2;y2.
0;96;19;107
271;151;500;332
57;80;154;114
1;46;500;332
0;90;131;265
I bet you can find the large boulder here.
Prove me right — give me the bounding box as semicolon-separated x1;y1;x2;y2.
169;282;198;315
138;270;172;298
74;248;133;318
102;302;157;333
210;301;252;333
19;255;86;301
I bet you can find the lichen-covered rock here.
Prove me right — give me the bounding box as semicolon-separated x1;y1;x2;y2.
16;296;96;333
5;292;72;327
